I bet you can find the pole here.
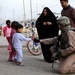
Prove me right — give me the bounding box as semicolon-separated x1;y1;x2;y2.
36;3;38;19
23;0;27;37
23;0;26;25
30;0;32;22
13;9;15;21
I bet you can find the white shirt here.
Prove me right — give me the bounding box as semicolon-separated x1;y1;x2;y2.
12;33;31;49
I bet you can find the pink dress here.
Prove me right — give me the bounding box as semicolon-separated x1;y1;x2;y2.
3;25;11;50
9;29;16;60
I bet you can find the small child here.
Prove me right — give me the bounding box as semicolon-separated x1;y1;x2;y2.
3;20;12;61
9;21;19;61
12;24;33;66
3;20;11;50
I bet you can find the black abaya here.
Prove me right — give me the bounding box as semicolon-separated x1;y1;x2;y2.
36;7;59;63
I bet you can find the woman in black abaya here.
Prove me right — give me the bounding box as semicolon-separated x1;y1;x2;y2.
36;7;59;63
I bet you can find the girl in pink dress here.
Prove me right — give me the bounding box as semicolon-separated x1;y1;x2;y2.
3;20;12;61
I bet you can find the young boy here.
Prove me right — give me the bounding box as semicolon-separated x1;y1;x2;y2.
12;24;33;66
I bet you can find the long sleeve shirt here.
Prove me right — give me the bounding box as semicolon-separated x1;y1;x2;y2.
40;30;75;56
61;30;75;56
12;33;31;49
61;5;75;27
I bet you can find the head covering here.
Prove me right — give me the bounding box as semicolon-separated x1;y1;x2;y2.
37;7;58;23
36;7;59;39
40;7;54;18
36;7;58;27
57;16;70;26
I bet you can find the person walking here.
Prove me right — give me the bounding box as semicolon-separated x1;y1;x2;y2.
36;7;59;63
60;0;75;27
12;24;33;66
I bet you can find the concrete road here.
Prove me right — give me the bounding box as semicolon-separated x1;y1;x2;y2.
0;36;60;75
0;47;60;75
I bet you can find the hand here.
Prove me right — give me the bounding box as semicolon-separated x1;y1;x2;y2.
43;22;47;25
58;50;66;56
31;35;34;40
40;40;47;45
58;49;63;56
47;22;52;25
40;40;44;43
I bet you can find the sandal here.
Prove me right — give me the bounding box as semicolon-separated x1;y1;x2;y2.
17;63;24;66
8;60;14;62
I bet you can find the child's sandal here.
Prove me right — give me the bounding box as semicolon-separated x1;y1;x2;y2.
8;60;14;62
17;63;24;66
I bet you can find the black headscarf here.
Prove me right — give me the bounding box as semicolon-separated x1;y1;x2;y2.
36;7;59;39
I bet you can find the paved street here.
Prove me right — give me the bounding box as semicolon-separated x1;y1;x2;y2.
0;36;60;75
0;48;60;75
